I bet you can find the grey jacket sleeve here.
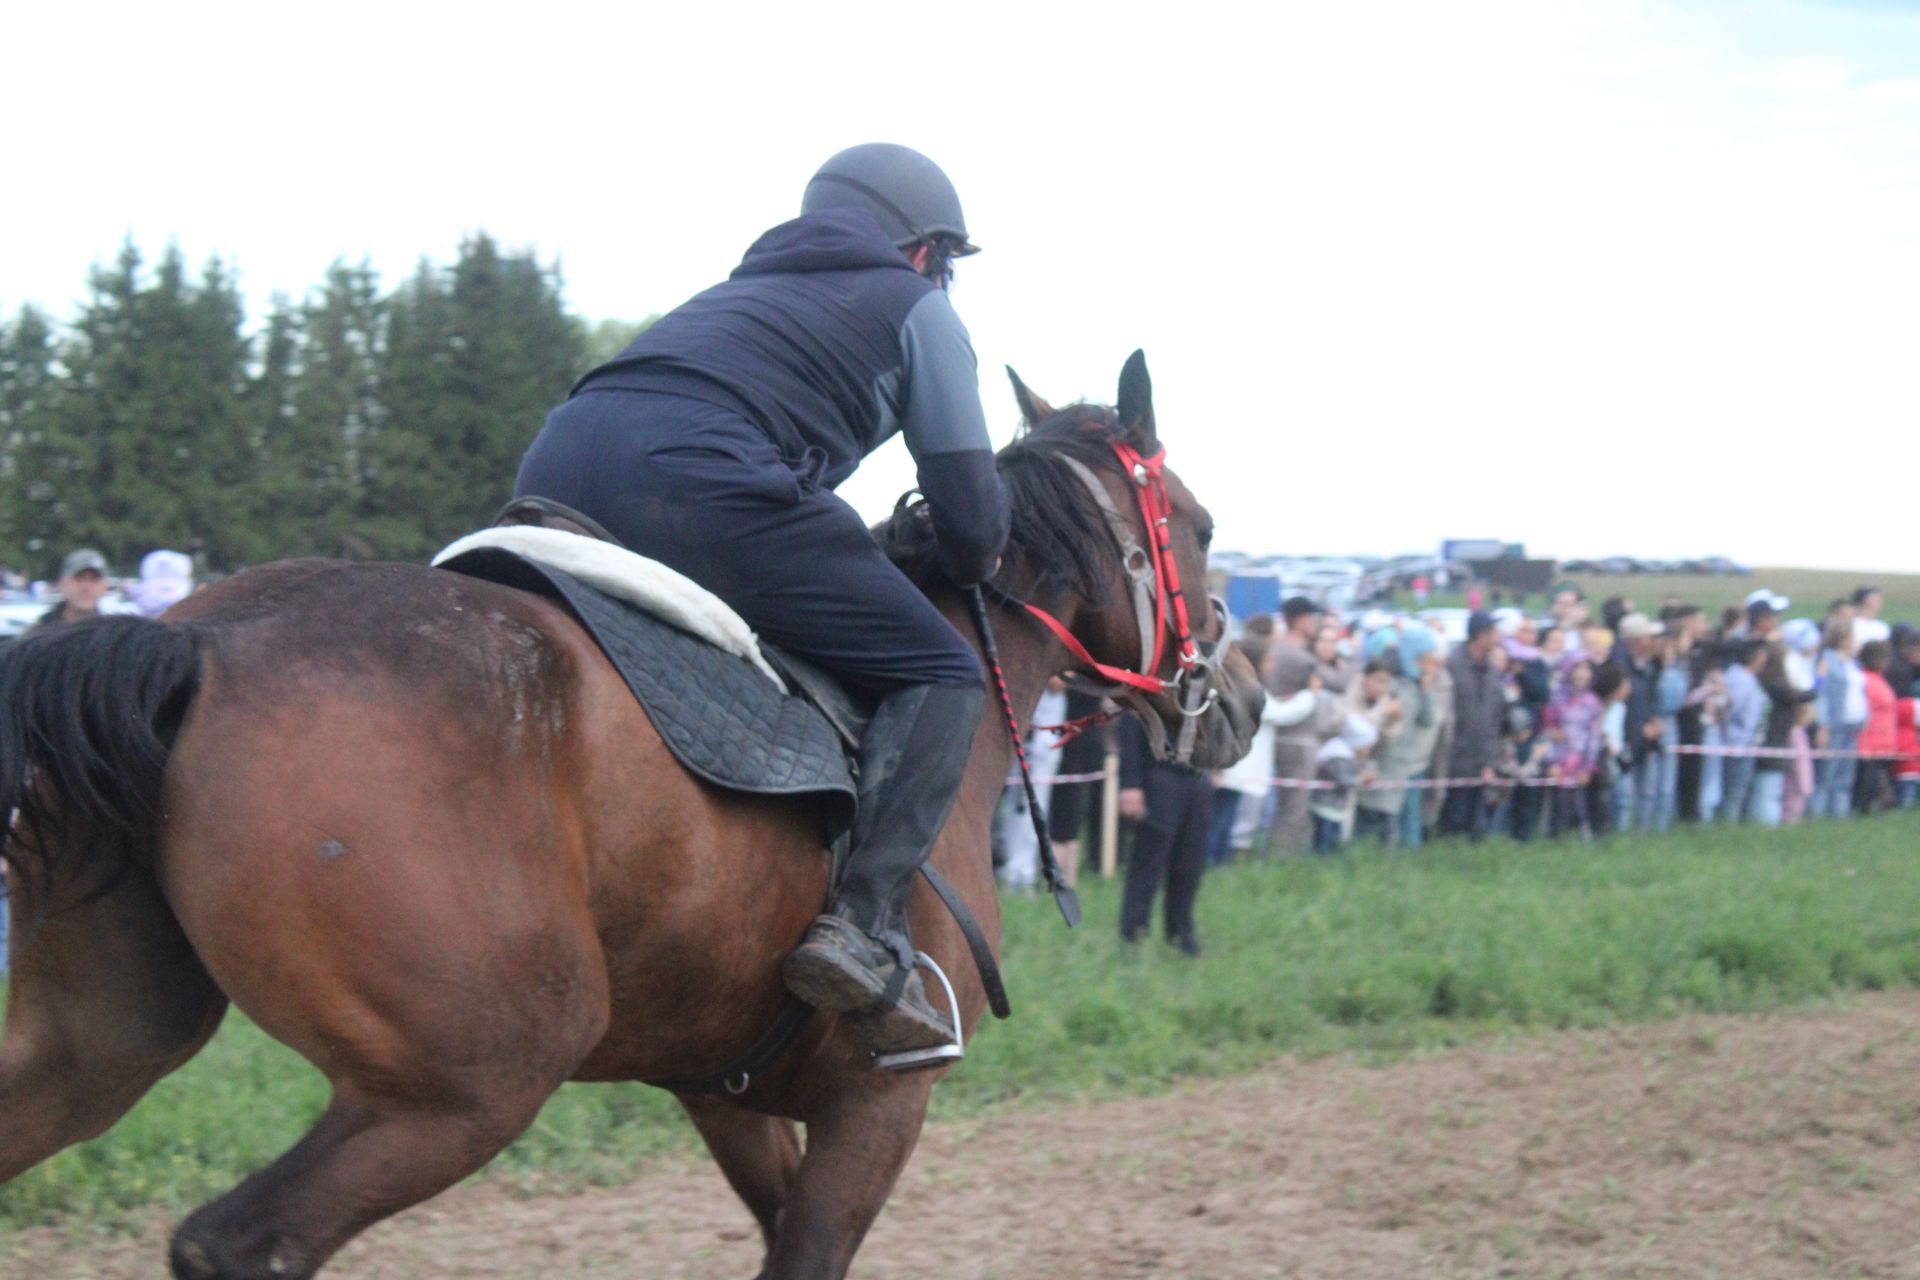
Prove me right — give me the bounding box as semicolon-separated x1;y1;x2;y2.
898;291;1009;587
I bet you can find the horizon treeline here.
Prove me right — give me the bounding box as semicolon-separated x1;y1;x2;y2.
0;237;647;579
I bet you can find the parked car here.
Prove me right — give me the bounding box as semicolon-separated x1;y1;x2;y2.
0;592;47;639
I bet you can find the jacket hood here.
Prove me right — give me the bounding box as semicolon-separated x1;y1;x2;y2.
733;208;920;278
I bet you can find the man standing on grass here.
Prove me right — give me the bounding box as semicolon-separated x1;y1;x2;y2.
1116;714;1211;955
1614;614;1667;830
1438;611;1507;840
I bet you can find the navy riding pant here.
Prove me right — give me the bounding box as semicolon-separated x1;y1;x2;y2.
514;389;983;693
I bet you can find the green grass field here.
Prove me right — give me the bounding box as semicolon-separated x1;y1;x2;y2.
4;813;1919;1230
1421;566;1920;622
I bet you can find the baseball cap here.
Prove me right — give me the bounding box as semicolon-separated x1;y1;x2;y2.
1744;588;1790;612
1466;610;1498;640
60;548;108;579
1617;612;1665;640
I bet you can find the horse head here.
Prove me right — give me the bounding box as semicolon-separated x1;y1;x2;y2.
989;351;1263;769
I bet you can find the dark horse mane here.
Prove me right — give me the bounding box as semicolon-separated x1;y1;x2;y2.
878;404;1138;605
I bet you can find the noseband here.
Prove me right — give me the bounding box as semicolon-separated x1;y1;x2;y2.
990;439;1227;764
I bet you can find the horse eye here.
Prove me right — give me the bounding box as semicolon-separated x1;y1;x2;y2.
1198;525;1215;551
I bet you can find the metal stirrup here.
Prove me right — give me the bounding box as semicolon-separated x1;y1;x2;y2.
872;952;965;1073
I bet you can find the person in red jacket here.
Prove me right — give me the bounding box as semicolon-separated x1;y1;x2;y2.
1855;641;1899;813
1892;695;1919;809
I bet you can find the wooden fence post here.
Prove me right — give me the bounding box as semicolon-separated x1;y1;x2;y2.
1099;737;1120;877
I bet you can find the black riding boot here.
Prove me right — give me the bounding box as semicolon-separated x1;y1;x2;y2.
783;682;983;1055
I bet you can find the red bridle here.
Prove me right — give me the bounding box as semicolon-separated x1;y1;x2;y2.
969;435;1223;919
1014;440;1205;696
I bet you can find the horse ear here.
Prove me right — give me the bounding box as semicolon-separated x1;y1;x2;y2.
1006;365;1055;428
1116;349;1157;449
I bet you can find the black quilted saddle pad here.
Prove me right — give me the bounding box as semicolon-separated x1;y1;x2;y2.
436;547;855;827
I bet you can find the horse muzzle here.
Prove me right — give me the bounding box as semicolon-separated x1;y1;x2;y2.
1130;642;1263;770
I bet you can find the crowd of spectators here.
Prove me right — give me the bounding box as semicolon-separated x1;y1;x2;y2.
996;580;1919;953
1224;582;1920;857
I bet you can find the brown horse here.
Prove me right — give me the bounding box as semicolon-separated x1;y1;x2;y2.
0;352;1261;1279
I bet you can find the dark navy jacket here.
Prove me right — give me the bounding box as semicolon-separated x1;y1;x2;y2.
574;208;1009;585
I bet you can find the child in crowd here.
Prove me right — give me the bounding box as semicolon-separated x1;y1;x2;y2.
1345;654;1405;844
1310;713;1380;853
1856;640;1899;813
1545;657;1605;837
1490;704;1551;839
1813;617;1867;817
1716;640;1769;821
1591;662;1629;835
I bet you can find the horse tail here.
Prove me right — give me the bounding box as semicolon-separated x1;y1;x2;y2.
0;615;204;907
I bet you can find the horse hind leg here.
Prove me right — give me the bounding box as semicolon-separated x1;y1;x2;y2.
678;1094;803;1264
169;1083;558;1280
0;862;227;1185
161;844;613;1278
166;972;607;1280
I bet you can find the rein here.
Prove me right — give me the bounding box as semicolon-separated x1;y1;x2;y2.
961;437;1227;929
967;586;1082;928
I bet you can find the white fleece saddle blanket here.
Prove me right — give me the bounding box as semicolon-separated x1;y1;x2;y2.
431;526;781;684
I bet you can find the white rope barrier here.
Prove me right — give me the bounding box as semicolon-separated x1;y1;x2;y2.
1009;745;1917;790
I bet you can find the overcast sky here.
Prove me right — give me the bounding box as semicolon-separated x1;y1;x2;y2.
5;0;1916;570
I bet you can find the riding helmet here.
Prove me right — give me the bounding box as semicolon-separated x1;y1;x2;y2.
801;143;979;256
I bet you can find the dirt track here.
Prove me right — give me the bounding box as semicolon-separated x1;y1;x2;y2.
10;994;1920;1279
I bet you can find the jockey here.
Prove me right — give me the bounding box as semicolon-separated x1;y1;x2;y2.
515;143;1009;1056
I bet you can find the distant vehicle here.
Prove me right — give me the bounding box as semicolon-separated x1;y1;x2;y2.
1696;556;1750;575
0;592;47;638
1290;559;1367;614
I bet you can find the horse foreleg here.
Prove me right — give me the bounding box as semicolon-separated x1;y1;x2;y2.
0;866;226;1184
679;1094;803;1259
761;1080;935;1280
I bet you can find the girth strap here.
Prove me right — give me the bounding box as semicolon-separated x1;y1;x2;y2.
643;997;815;1096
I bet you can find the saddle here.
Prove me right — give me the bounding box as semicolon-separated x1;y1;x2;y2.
434;499;862;830
488;498;879;746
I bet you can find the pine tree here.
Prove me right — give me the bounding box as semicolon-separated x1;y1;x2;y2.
363;235;582;560
15;243;257;573
0;304;63;572
290;260;386;558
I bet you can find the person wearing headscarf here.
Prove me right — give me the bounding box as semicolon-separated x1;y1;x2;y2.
1812;617;1867;817
129;549;195;618
1310;712;1380;853
1355;626;1442;846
